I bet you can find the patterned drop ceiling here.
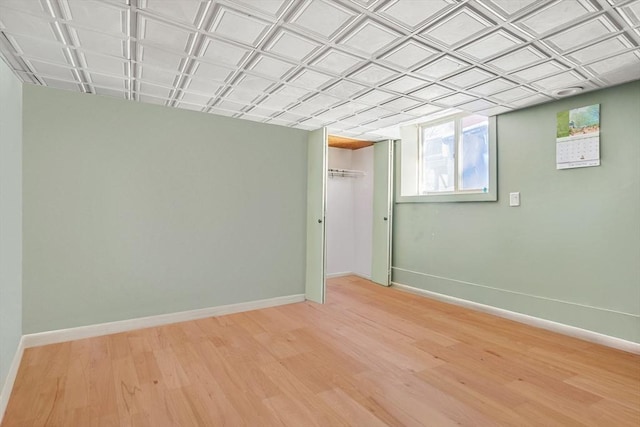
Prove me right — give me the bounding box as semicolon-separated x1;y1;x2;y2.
1;0;639;140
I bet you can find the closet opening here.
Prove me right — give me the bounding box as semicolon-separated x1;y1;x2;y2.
325;135;375;289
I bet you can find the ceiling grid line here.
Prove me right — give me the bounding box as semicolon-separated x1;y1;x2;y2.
167;1;216;108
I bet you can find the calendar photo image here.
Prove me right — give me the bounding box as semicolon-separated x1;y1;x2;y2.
556;104;600;170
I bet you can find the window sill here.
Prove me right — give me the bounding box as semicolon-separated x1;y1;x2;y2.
395;191;497;203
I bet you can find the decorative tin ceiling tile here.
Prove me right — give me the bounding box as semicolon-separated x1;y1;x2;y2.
209;7;271;47
348;63;396;85
265;30;322;61
378;0;454;28
289;0;355;39
380;40;439;69
458;30;522;60
414;55;469;79
516;0;598;35
311;50;364;75
422;8;492;47
487;46;547;72
339;20;399;56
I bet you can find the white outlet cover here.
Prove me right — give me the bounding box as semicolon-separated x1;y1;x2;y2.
509;192;520;206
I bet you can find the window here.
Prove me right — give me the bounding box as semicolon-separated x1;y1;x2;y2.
397;114;497;202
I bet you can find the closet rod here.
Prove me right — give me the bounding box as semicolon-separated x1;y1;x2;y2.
328;168;366;177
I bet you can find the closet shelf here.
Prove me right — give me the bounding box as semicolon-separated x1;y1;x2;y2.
328;168;366;178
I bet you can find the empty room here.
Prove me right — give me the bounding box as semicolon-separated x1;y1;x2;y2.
1;0;639;425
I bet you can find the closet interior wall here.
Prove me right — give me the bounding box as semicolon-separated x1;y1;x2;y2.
326;146;374;279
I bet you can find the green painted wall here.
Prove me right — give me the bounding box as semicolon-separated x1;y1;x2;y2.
0;60;22;392
393;81;640;343
23;85;308;334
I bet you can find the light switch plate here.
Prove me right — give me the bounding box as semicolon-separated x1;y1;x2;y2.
509;192;520;207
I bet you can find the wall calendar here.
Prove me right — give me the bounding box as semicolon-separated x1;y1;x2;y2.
556;104;600;170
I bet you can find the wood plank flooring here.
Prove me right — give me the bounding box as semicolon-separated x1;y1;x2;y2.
2;276;639;426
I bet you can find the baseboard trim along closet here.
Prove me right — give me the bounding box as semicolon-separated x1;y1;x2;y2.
326;272;372;280
0;336;26;424
22;294;306;349
391;281;640;355
325;272;354;279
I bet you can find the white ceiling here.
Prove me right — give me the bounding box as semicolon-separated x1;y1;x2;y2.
1;0;639;140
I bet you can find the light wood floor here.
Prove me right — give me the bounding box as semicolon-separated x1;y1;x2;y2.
3;276;639;426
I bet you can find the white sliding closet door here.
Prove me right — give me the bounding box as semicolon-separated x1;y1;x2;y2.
305;128;328;303
371;140;394;286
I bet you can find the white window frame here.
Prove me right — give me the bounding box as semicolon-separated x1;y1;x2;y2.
396;114;497;203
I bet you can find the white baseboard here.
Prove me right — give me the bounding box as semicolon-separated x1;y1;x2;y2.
326;272;372;280
0;336;25;425
326;271;354;279
22;293;305;349
392;282;640;355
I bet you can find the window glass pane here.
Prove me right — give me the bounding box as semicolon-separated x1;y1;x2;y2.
459;115;489;191
420;121;455;193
